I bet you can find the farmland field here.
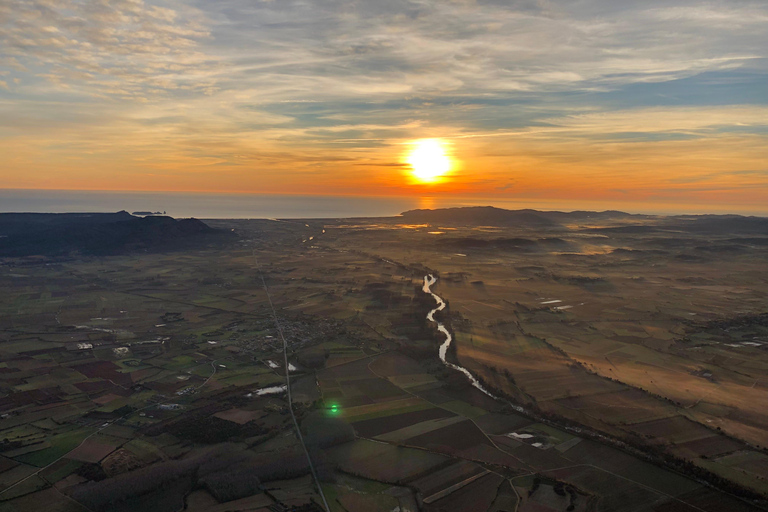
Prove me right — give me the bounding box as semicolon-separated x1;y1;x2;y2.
0;209;767;511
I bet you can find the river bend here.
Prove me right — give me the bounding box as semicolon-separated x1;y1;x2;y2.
423;274;495;398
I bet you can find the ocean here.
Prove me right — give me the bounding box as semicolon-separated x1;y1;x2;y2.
0;190;435;219
0;190;764;218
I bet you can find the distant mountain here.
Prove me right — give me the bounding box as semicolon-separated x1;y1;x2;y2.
0;211;229;257
0;211;135;236
400;207;558;226
587;215;768;235
667;215;768;235
399;206;637;226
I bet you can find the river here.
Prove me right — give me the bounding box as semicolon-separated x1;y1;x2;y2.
423;274;496;398
421;274;717;492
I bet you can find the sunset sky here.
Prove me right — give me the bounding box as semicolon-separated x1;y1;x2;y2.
2;0;767;213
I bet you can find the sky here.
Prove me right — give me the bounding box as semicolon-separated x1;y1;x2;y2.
1;0;767;213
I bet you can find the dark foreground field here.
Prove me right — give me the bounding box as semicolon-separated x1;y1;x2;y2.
0;207;766;512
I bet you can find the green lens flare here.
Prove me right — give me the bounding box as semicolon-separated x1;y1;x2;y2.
330;404;339;414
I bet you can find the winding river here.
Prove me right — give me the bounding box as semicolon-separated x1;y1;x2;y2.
423;274;495;398
422;274;664;468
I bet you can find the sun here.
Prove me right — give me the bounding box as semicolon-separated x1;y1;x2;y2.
406;139;452;184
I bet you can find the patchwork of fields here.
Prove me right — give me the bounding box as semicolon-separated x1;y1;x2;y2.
322;212;768;502
0;211;766;511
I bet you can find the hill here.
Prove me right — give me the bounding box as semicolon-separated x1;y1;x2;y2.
399;206;637;226
400;206;768;234
0;211;228;257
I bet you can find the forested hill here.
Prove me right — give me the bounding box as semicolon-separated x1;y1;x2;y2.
0;211;228;257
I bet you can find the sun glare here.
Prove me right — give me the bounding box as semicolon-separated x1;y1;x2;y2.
406;139;452;184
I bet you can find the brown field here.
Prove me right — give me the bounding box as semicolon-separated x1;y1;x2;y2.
425;473;504;512
374;415;466;443
457;443;527;469
328;439;451;483
0;459;17;476
675;435;746;459
654;487;763;512
0;486;86;512
336;396;428;422
546;466;678;512
412;459;487;499
716;451;768;480
553;388;677;425
403;419;493;454
351;407;456;438
473;413;534;435
630;416;718;444
66;436;123;464
336;492;399;512
212;408;266;425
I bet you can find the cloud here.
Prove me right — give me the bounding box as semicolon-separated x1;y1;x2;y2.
1;0;215;99
540;105;768;136
0;0;767;205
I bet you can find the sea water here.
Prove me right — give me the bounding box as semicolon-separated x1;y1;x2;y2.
0;190;425;219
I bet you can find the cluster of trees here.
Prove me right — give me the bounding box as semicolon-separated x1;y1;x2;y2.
165;414;267;444
699;312;768;330
447;310;471;331
301;413;356;483
302;413;355;450
297;348;329;369
527;476;580;510
69;443;316;510
71;458;199;511
198;447;275;502
362;282;411;310
75;462;108;481
0;439;24;452
553;481;579;511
